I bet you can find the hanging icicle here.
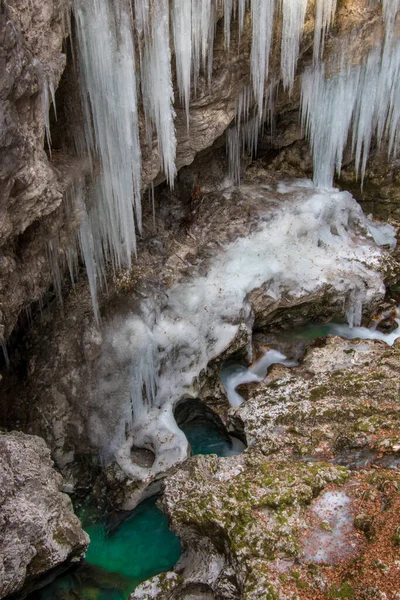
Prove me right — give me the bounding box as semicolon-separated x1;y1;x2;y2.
313;0;337;62
74;0;142;274
280;0;307;92
138;0;177;184
301;41;400;188
171;0;192;124
250;0;275;114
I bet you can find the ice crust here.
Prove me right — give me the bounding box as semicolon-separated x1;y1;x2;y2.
302;491;356;564
88;181;394;479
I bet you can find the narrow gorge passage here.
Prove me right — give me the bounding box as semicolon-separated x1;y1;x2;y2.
28;413;244;600
1;1;400;599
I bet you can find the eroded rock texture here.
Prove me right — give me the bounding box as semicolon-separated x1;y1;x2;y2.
0;0;71;341
132;337;400;600
0;431;88;598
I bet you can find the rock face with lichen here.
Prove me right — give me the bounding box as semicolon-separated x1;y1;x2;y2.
0;431;89;598
131;336;400;599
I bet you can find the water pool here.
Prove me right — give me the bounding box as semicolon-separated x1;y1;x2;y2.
29;496;181;600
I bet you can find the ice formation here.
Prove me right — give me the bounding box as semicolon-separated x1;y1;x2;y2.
88;180;394;479
250;0;275;112
59;0;400;317
40;2;399;478
280;0;308;92
301;39;400;188
313;0;337;62
73;0;142;321
302;490;357;563
138;0;177;184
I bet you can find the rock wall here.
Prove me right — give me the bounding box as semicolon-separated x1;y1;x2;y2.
0;0;394;343
0;431;88;598
0;0;70;342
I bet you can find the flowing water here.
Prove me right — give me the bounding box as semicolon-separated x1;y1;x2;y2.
182;420;246;456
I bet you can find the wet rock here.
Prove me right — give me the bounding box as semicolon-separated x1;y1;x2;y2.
0;431;89;598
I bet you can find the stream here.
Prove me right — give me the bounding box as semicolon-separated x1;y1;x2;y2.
29;307;399;599
29;420;244;600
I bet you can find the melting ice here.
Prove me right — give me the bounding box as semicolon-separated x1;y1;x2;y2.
88;180;394;480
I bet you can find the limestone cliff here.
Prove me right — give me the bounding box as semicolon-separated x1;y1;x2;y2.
0;0;396;343
0;431;88;598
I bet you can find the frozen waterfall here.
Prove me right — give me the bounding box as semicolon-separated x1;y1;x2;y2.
62;0;400;317
88;180;394;478
40;1;400;476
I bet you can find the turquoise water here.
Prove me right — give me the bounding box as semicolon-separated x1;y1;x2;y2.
29;421;244;600
182;421;245;456
30;497;181;600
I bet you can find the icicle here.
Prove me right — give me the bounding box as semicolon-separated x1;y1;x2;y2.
345;286;364;328
66;247;79;287
302;41;400;188
313;0;337;62
227;126;241;183
78;214;100;324
46;238;64;308
1;341;10;369
301;60;360;188
41;75;57;155
139;0;177;184
238;0;248;35
223;0;234;49
382;0;400;37
171;0;192;126
250;0;275;114
228;80;277;184
280;0;308;92
191;0;216;88
150;181;156;227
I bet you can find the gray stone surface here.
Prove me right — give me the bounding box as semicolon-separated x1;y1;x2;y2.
0;431;89;598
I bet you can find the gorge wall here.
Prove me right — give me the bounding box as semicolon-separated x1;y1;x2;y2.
0;0;398;348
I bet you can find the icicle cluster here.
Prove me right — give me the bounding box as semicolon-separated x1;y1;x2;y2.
72;0;142;318
301;38;400;188
43;0;399;322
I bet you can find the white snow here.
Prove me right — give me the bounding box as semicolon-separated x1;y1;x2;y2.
302;490;356;564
